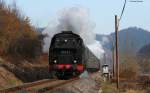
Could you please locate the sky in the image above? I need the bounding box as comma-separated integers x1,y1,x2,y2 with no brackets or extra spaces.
5,0,149,34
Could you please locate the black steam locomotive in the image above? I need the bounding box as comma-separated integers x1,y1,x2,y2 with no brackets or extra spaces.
49,31,85,79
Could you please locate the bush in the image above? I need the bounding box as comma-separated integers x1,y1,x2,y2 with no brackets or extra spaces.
138,58,150,74
7,31,42,59
119,55,140,80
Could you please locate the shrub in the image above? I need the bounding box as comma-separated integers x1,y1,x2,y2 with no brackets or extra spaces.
138,58,150,74
119,55,140,80
7,31,42,59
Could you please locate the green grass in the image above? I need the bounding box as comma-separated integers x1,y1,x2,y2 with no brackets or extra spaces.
101,82,118,93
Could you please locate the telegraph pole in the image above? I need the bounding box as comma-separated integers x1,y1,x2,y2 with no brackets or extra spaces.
113,0,143,90
115,15,119,89
114,0,126,89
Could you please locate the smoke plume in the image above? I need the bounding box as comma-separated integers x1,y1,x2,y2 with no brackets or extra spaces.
42,6,104,59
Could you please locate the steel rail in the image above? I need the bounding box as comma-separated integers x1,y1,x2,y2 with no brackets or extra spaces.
0,78,79,93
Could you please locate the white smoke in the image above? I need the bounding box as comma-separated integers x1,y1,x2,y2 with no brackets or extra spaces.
42,6,104,59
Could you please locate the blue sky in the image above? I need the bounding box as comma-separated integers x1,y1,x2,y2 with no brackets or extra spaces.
5,0,149,34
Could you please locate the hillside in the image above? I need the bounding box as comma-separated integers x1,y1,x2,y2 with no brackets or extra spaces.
0,58,22,89
0,1,42,62
96,27,150,54
138,43,150,57
0,1,49,86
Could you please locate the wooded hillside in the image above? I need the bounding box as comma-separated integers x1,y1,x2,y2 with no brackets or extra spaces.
0,1,42,61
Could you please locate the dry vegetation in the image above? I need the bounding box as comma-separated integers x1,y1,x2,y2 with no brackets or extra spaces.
138,57,150,74
101,82,117,93
0,0,43,62
121,89,145,93
119,54,140,81
104,52,150,93
106,54,150,93
0,0,47,83
101,82,150,93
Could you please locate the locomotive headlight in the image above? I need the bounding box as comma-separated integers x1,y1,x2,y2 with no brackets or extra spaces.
73,60,77,63
54,60,57,63
64,39,68,42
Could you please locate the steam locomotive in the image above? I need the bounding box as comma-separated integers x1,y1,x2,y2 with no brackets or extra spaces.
49,31,85,79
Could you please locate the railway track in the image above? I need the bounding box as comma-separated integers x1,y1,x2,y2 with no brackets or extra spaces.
0,78,79,93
